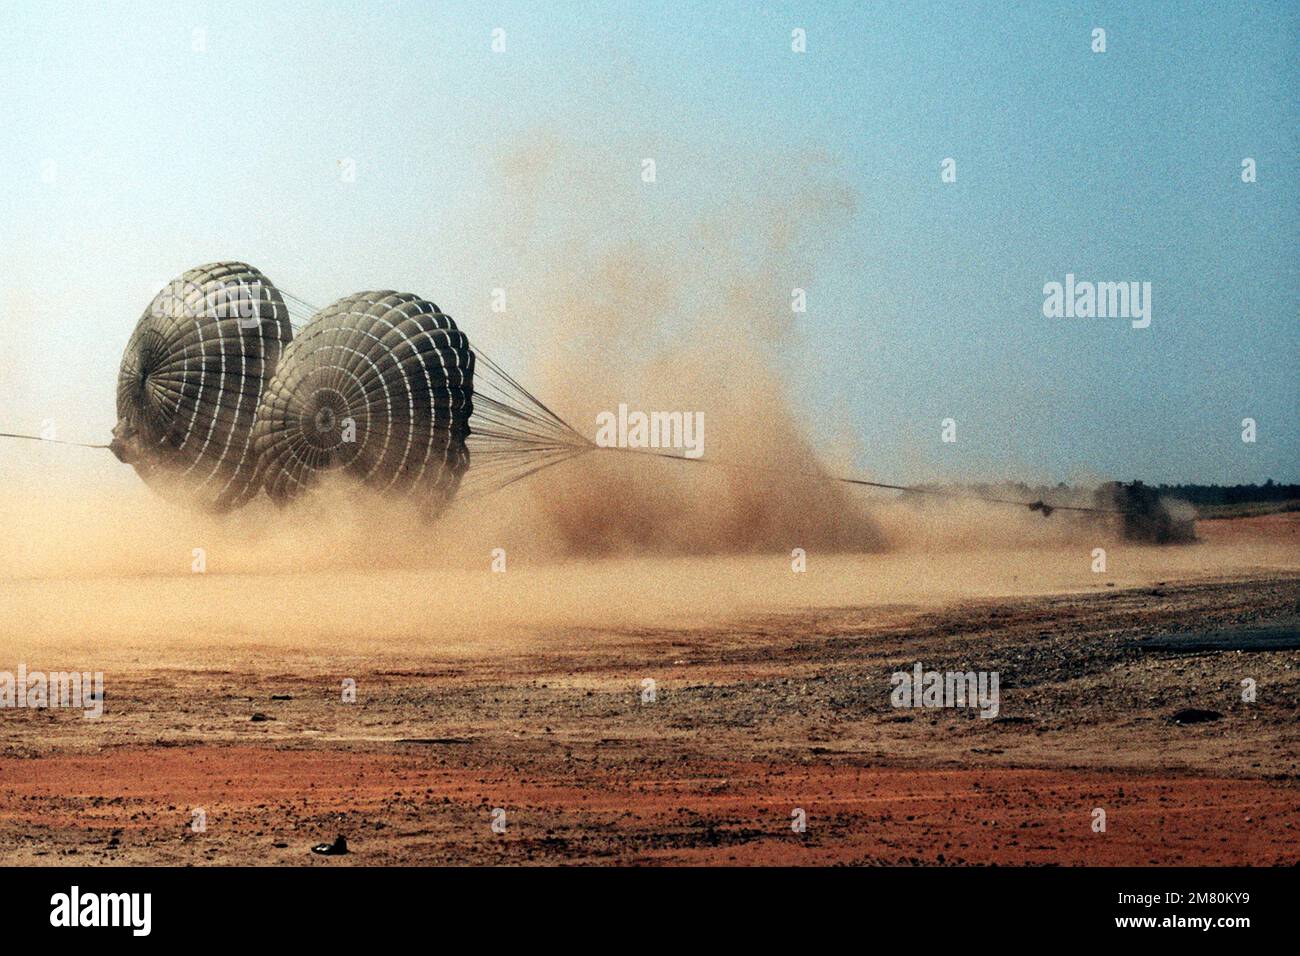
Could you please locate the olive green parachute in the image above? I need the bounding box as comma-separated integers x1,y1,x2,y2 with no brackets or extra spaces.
110,261,292,512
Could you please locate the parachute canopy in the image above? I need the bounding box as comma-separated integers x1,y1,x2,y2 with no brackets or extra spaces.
251,291,474,516
111,261,291,512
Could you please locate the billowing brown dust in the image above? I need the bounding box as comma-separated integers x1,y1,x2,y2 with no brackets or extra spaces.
1,137,1098,575
3,136,1292,654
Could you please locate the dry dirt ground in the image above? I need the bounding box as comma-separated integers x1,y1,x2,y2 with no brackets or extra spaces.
0,515,1296,865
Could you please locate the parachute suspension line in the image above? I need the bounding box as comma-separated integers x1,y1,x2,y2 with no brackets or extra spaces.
588,444,1135,517
0,431,110,450
457,345,594,500
833,474,1130,515
281,290,320,328
469,347,589,448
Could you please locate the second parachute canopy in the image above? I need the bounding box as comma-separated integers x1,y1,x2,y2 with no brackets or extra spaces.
252,291,475,517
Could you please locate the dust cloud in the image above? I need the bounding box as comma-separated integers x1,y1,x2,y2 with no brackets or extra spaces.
439,135,1105,558
0,135,1212,601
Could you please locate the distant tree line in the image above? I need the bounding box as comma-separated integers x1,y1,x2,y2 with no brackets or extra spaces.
1140,480,1300,506
918,480,1300,506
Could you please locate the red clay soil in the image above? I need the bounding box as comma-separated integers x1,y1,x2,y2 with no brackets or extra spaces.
2,536,1297,866
2,746,1294,866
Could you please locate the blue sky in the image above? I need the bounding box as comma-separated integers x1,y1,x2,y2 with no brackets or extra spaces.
0,0,1295,486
